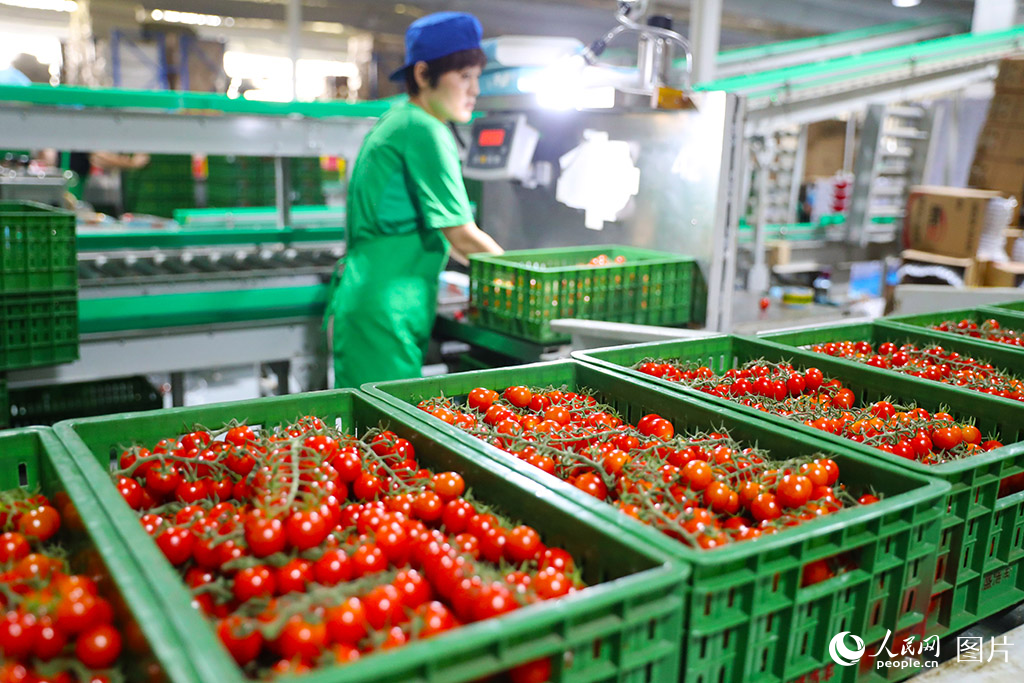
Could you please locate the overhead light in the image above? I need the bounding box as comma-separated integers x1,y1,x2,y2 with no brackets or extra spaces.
0,0,78,12
892,0,921,7
149,8,226,27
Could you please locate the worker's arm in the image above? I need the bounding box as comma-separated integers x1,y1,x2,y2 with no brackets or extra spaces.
442,223,503,266
90,152,150,170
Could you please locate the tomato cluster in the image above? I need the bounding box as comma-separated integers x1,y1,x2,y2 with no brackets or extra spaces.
0,490,123,683
419,386,880,556
932,318,1024,347
587,254,626,267
113,418,579,680
634,358,1006,467
808,339,1024,402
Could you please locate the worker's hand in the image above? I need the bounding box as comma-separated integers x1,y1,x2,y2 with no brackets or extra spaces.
131,153,151,169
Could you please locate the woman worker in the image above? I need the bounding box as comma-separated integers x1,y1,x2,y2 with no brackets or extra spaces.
329,11,504,388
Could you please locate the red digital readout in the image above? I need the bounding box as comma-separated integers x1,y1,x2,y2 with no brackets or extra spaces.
478,129,506,147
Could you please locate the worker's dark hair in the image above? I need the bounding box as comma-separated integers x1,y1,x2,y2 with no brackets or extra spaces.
404,48,487,95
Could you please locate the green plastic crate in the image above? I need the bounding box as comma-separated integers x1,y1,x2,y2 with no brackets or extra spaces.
0,200,77,293
0,289,78,370
54,389,687,683
469,245,700,344
759,320,1024,394
366,361,949,683
880,307,1024,357
122,154,196,215
573,335,1024,637
0,376,8,429
1,427,223,682
988,299,1024,314
8,375,162,427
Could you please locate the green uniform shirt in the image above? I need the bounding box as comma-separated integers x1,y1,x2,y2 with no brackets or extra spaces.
348,101,474,240
330,102,473,388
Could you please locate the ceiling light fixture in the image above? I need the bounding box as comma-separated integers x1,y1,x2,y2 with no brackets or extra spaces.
892,0,921,8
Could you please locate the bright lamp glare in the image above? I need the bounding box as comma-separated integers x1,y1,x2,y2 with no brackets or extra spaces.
892,0,921,7
0,0,77,11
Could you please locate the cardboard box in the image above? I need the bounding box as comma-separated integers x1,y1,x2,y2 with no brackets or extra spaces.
986,92,1024,127
974,125,1024,164
984,261,1024,287
766,239,791,267
904,186,1005,258
803,120,849,181
900,249,986,287
996,56,1024,93
968,158,1024,204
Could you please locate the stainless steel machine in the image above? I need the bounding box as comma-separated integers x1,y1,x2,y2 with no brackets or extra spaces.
464,0,743,333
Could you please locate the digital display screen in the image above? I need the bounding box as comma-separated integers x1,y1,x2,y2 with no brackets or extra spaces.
478,129,506,147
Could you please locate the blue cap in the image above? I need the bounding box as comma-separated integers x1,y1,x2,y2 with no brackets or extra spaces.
389,12,483,83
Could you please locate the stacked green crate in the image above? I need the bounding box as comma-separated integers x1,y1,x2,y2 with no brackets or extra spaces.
206,156,326,208
291,156,327,205
206,155,274,207
0,201,78,370
121,154,195,217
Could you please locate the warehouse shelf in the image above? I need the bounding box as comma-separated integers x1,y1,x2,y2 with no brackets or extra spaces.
0,84,380,160
0,83,396,119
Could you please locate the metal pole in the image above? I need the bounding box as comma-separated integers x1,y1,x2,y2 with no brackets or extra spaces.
748,139,771,293
843,115,856,174
788,124,808,223
972,0,1017,33
946,95,960,186
287,0,301,101
690,0,722,84
275,157,291,228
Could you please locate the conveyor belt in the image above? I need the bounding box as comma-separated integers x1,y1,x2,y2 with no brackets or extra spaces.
78,285,330,335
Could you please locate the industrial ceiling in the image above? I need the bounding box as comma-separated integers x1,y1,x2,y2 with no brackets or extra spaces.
140,0,979,47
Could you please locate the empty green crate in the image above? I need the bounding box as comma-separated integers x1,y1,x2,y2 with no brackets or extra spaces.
54,389,687,683
0,290,78,370
759,320,1024,394
367,361,949,683
574,335,1024,637
8,375,162,427
122,155,196,214
880,308,1024,357
0,200,77,293
470,245,700,344
1,427,223,681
